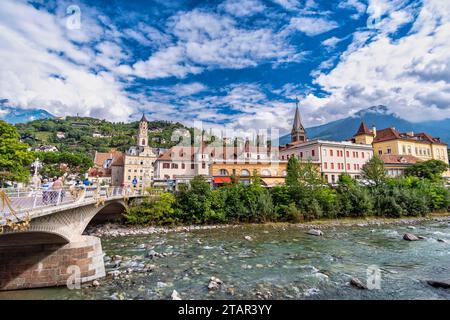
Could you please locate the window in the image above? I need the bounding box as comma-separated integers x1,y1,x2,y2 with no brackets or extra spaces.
323,149,327,156
282,170,287,177
191,163,195,169
346,150,349,157
378,150,382,155
354,164,357,170
163,163,170,169
324,162,328,169
171,163,178,169
182,163,185,169
347,163,350,170
361,152,365,158
312,150,315,157
241,169,250,176
219,169,229,176
408,146,411,154
331,163,334,169
261,169,271,176
402,145,406,154
330,150,333,156
300,152,303,158
387,148,391,154
331,175,336,183
202,162,206,169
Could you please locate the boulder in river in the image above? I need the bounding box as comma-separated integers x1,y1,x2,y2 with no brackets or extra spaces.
437,239,447,243
426,280,450,289
350,277,367,290
171,290,182,300
244,235,253,241
208,277,223,291
307,229,323,236
403,233,419,241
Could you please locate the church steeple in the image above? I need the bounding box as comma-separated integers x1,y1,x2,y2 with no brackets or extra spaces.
291,98,307,143
138,113,148,147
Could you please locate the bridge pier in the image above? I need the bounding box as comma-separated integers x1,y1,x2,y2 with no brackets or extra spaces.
0,235,105,291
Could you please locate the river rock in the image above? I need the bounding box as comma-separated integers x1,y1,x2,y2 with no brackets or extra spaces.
403,233,419,241
426,280,450,289
437,239,447,243
171,290,182,300
146,250,162,259
208,277,223,291
350,277,367,290
244,235,253,241
111,255,122,261
92,280,100,287
307,229,323,236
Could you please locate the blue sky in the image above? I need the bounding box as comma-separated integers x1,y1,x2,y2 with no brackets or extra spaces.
1,0,449,135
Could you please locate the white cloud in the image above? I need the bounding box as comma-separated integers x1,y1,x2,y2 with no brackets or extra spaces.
0,0,134,121
286,16,339,36
220,0,266,17
338,0,367,19
302,0,450,124
128,10,299,79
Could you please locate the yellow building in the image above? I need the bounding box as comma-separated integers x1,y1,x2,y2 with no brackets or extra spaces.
112,114,158,188
352,122,450,178
210,161,288,187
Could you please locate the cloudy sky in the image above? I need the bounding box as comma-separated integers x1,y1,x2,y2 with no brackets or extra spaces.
0,0,449,134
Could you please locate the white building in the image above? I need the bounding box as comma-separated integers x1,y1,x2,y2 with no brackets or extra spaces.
279,103,373,184
280,140,373,184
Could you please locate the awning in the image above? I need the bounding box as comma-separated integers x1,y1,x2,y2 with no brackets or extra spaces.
213,177,231,184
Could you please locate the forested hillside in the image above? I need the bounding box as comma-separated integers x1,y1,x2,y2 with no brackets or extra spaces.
15,117,188,156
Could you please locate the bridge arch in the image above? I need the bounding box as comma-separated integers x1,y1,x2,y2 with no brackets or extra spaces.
81,200,128,233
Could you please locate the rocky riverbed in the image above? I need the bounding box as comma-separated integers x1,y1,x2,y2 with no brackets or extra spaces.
1,218,450,300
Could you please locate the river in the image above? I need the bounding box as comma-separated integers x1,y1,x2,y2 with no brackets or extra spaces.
1,220,450,300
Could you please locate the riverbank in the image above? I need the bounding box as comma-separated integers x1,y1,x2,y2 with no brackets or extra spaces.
85,212,450,238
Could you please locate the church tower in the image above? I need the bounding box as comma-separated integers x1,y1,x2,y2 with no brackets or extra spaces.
138,113,148,147
291,98,307,143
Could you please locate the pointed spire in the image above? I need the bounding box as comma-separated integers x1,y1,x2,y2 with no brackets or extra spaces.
140,113,148,122
354,121,373,136
291,98,307,143
292,98,303,131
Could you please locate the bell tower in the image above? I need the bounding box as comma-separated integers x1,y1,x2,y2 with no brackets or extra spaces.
291,98,307,143
138,113,148,147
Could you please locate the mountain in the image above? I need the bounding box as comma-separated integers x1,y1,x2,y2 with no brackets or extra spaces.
0,105,54,124
279,105,450,145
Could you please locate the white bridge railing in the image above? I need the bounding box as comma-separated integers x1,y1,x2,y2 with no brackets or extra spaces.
0,186,145,220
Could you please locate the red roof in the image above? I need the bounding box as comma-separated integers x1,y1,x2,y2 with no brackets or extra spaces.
380,155,421,165
354,122,374,136
373,128,447,145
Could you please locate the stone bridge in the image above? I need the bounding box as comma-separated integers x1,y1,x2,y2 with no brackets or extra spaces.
0,186,149,291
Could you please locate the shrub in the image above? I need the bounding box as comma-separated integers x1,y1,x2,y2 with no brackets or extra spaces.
124,192,177,226
285,202,304,222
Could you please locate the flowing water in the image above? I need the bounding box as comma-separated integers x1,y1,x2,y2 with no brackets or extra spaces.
1,221,450,300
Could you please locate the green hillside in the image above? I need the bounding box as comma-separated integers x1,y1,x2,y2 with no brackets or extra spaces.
15,116,188,157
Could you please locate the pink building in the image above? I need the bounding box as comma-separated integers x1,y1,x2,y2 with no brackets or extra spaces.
280,140,373,184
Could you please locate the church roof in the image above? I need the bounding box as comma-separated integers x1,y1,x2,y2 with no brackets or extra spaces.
353,122,373,136
140,113,148,122
292,106,304,131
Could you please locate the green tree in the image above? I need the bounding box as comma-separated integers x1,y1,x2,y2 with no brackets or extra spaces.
125,192,177,226
405,159,449,181
0,121,34,185
285,156,301,187
175,175,212,224
362,155,386,186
